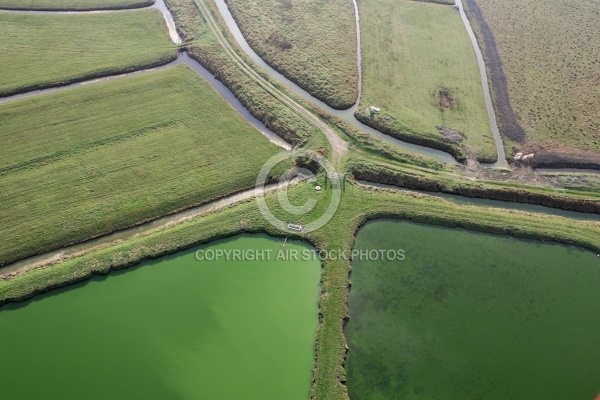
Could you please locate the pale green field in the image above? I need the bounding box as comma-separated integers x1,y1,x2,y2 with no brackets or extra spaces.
0,10,177,96
356,0,495,161
0,65,282,266
0,0,152,10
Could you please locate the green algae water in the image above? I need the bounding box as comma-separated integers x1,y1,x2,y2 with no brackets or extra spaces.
0,234,320,400
346,220,600,400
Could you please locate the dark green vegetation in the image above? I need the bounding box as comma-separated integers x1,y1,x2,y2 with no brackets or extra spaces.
348,158,600,213
0,0,152,10
0,65,282,266
541,173,600,194
466,0,600,168
0,235,320,399
223,0,359,109
346,220,600,399
2,182,600,399
356,0,495,162
0,10,176,96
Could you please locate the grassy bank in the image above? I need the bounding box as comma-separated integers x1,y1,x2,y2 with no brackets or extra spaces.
0,10,177,96
465,0,600,168
166,0,324,149
347,158,600,213
0,0,152,10
223,0,359,109
1,182,599,400
0,65,284,266
356,0,495,161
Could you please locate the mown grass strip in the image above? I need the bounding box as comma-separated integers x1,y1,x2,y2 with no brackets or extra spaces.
0,9,177,96
0,65,283,266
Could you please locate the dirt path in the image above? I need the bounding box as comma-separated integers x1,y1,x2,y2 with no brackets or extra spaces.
0,0,182,43
192,0,348,167
0,177,307,279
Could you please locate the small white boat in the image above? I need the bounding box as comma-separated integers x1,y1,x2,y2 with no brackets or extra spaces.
287,223,303,232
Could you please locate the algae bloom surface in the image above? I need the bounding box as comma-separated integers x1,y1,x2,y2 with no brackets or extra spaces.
0,234,320,399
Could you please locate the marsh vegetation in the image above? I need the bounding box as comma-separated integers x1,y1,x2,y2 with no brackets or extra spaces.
223,0,359,109
466,0,600,168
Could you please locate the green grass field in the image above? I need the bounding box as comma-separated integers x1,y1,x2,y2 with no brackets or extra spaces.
0,0,152,10
0,65,283,266
466,0,600,166
356,0,495,161
0,9,177,96
224,0,359,109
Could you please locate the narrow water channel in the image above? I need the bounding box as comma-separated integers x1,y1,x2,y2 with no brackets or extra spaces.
0,177,304,276
357,180,600,221
0,52,290,149
4,0,598,175
454,0,600,174
212,0,460,165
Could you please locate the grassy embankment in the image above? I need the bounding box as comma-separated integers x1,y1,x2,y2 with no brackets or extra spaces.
174,0,450,172
0,65,285,266
1,182,600,400
347,157,600,213
166,0,325,150
0,10,177,96
179,0,600,198
0,0,152,10
223,0,359,109
356,0,496,162
465,0,600,168
541,173,600,194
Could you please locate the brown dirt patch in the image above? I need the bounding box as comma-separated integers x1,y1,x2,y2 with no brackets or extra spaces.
439,87,454,110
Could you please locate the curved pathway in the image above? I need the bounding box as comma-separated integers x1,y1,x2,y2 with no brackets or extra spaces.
455,0,507,167
191,0,348,166
455,0,600,174
213,0,502,166
0,0,181,43
212,0,461,165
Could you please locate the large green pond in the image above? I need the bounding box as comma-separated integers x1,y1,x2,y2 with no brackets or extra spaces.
346,220,600,400
0,235,320,399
